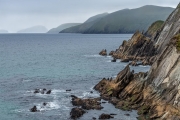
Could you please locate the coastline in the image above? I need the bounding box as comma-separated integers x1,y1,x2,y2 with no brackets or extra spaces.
93,3,180,120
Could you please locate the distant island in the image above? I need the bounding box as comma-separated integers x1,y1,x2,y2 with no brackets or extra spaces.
60,5,174,34
47,23,81,34
17,25,48,33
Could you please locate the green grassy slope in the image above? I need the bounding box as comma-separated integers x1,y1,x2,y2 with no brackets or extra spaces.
47,23,81,33
84,5,174,34
61,5,174,34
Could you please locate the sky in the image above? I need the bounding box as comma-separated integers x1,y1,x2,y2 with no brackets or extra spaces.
0,0,179,33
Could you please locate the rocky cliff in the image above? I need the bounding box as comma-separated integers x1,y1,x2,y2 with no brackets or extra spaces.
109,31,158,65
95,3,180,120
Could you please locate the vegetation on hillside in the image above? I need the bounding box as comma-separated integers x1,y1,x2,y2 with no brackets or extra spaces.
61,5,174,34
145,20,164,37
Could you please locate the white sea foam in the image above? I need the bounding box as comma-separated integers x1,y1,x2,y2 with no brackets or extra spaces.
84,55,102,58
79,91,99,98
37,101,60,111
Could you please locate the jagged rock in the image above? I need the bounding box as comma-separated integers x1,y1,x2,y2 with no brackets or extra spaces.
99,49,107,56
109,30,157,65
70,95,78,98
121,58,129,62
43,102,47,106
46,90,51,94
124,114,130,116
99,113,114,119
111,58,116,62
66,89,71,92
30,106,39,112
34,88,51,94
71,96,103,110
129,61,138,66
109,51,115,56
70,107,85,119
92,117,96,120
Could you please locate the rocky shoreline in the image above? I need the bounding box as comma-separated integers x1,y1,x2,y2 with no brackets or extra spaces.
95,3,180,120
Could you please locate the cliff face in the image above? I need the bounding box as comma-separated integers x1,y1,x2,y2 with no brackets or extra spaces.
110,31,157,65
95,3,180,120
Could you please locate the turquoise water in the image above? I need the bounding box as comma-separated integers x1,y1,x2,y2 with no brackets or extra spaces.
0,34,150,120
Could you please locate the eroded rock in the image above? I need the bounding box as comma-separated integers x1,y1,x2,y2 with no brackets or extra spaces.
71,96,103,110
99,49,107,56
70,107,85,119
99,113,114,119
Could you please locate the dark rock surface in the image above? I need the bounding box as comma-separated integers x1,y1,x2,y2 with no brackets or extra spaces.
99,113,114,119
30,106,39,112
99,49,107,56
70,107,85,119
71,96,103,110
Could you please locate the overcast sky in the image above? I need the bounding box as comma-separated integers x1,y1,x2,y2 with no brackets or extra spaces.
0,0,179,32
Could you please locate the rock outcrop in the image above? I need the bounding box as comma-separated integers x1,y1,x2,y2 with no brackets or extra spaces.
110,31,157,65
99,113,114,119
70,107,86,119
71,96,103,110
95,3,180,120
99,49,107,56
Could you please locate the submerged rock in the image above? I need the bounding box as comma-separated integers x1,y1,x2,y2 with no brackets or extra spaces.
111,58,116,62
30,106,39,112
46,90,51,94
34,89,52,94
66,89,71,92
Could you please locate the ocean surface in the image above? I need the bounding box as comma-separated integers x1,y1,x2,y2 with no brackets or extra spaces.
0,33,150,120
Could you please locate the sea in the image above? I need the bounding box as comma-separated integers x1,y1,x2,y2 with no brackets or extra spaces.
0,33,150,120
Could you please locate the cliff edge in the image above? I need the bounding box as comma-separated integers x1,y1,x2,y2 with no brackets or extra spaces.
95,3,180,120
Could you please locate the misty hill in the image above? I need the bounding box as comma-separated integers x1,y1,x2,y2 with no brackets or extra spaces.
61,5,174,34
0,29,8,33
84,13,108,23
47,23,81,34
17,25,48,33
61,13,109,33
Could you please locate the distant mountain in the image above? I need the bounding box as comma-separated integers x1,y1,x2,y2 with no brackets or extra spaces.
17,25,48,33
84,13,108,23
0,29,8,33
61,13,109,33
47,23,81,34
61,5,174,34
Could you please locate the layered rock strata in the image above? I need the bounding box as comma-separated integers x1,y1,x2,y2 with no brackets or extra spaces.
95,3,180,120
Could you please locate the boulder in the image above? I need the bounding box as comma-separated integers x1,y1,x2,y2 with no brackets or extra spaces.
46,90,51,94
70,107,85,119
111,58,116,62
99,113,113,119
30,106,39,112
121,58,129,62
99,49,107,56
